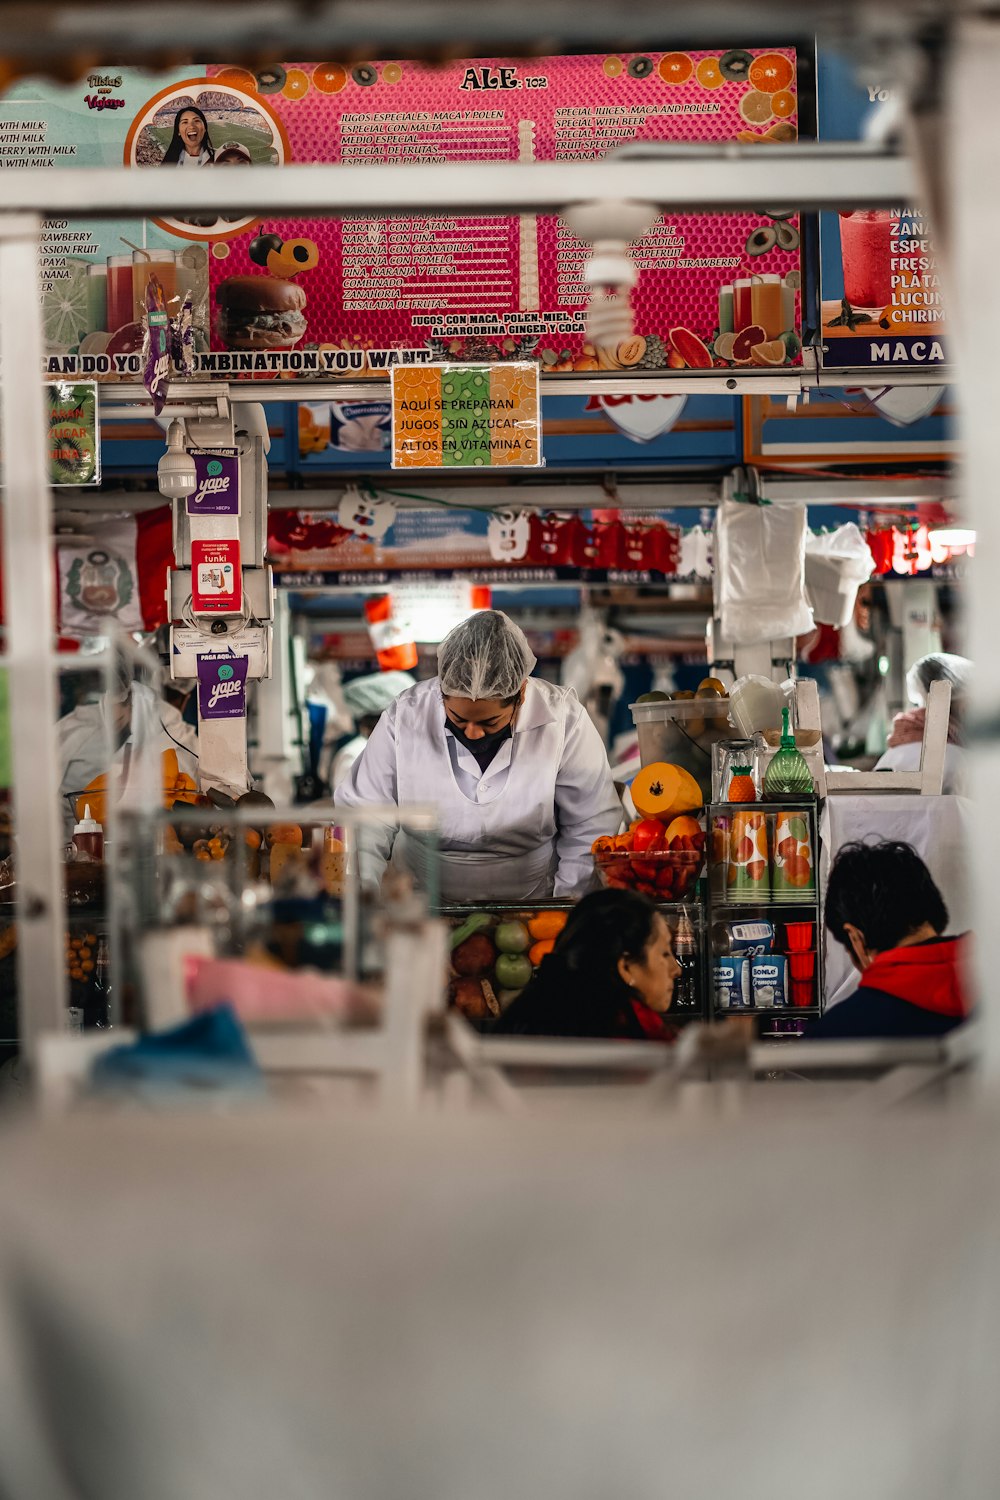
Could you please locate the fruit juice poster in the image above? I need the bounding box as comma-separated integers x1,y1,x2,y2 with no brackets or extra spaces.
0,51,802,383
817,50,947,370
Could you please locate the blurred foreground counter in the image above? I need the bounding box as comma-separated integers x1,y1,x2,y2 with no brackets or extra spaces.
0,1106,997,1498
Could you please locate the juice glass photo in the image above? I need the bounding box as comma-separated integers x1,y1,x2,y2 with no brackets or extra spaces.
132,249,178,320
751,273,784,338
106,255,133,332
838,210,893,310
85,264,107,335
718,284,735,335
733,278,753,332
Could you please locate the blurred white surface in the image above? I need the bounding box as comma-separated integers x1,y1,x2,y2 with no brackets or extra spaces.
0,1105,994,1499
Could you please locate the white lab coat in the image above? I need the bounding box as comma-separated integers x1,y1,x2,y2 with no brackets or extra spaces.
334,676,621,903
330,734,367,791
57,688,198,838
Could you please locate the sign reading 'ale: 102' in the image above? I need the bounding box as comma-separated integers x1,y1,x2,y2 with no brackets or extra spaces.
391,364,542,469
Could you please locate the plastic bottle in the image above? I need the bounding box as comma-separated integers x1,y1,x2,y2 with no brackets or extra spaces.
86,936,111,1029
762,707,814,800
72,804,104,861
672,909,699,1010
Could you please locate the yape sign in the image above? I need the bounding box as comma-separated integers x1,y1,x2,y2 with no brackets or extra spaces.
391,364,541,468
2,50,803,384
186,447,240,515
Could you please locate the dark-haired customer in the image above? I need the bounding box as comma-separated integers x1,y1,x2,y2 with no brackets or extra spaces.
494,889,680,1041
809,839,972,1039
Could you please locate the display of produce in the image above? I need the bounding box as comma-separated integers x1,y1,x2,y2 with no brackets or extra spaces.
446,907,570,1021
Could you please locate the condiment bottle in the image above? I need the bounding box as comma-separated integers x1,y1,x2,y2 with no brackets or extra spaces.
762,707,814,799
72,804,104,861
727,765,757,803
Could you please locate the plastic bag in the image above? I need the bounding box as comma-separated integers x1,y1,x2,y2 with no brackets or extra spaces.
715,499,814,645
804,524,875,627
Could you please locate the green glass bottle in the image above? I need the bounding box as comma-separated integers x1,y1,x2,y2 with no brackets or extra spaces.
762,707,814,800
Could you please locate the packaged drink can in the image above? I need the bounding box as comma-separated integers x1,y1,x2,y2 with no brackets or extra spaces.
771,810,815,902
714,955,752,1010
751,955,789,1008
727,809,770,902
712,920,774,956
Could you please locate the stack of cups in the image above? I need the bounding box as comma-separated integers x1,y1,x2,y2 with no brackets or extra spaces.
727,809,770,903
771,810,815,902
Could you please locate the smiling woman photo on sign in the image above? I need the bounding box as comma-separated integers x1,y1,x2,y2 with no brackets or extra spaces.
334,610,621,903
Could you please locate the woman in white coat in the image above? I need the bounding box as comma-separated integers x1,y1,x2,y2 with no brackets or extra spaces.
334,611,621,903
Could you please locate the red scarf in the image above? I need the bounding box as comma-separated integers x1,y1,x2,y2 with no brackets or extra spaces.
858,935,971,1018
629,1000,678,1043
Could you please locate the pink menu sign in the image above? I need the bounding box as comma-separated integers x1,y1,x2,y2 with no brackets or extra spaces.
21,50,803,382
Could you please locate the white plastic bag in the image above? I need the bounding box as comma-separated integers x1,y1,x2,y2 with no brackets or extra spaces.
715,499,814,645
804,524,875,628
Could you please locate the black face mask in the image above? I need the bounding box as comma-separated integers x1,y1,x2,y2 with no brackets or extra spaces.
445,718,513,761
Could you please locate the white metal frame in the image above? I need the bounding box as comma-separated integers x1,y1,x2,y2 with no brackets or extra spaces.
0,24,990,1080
825,679,952,795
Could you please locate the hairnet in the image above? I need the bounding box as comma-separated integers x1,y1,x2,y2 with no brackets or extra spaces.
341,671,415,718
906,652,972,706
437,610,537,701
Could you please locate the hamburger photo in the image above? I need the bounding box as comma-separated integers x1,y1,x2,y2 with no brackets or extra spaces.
215,275,307,350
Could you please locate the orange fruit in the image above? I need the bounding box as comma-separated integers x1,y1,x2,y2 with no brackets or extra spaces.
695,57,724,90
659,52,694,85
312,62,348,94
282,68,310,99
529,939,555,967
603,56,624,78
739,90,773,125
528,910,569,942
747,53,795,94
215,67,257,93
771,89,796,117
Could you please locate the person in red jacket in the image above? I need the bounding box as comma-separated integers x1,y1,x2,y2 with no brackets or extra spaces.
809,840,971,1039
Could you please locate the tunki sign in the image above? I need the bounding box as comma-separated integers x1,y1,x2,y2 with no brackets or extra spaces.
197,654,248,720
187,447,240,515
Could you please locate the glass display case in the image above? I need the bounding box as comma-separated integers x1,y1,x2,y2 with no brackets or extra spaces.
440,899,708,1030
706,800,822,1035
110,803,441,1033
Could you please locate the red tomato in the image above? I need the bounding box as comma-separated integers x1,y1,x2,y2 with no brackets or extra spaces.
632,818,666,853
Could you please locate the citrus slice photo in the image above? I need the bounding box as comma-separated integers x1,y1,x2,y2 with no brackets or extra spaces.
312,63,348,94
739,90,774,125
771,89,797,117
43,261,90,353
695,57,725,89
750,338,787,366
747,53,795,93
659,52,694,85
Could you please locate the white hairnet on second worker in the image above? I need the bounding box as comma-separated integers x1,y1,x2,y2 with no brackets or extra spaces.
906,653,972,706
341,671,415,718
437,610,537,700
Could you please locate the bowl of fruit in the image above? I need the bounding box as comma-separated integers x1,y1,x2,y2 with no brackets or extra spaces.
592,814,706,901
447,907,570,1025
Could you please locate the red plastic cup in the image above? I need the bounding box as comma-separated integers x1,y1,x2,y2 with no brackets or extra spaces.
788,952,816,982
791,978,815,1008
784,922,814,953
